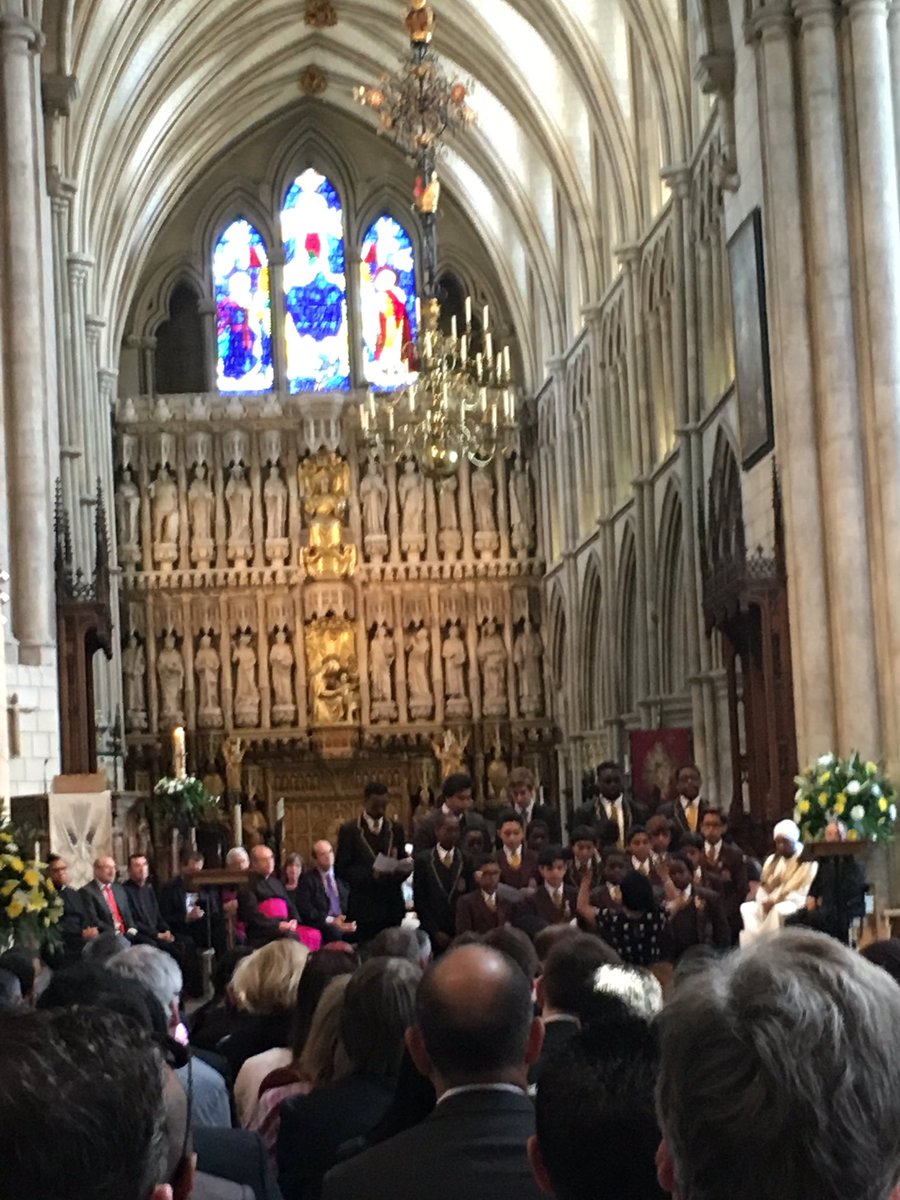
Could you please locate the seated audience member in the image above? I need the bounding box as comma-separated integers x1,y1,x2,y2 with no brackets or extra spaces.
296,840,357,944
278,956,420,1200
250,974,353,1160
483,925,540,982
566,827,600,892
526,819,551,856
80,854,138,941
698,808,749,940
46,853,99,963
322,944,544,1200
223,846,251,944
739,819,817,947
627,827,655,881
107,943,231,1129
221,938,310,1079
0,968,21,1011
455,858,513,934
160,850,227,964
508,766,562,844
862,938,900,987
525,847,577,925
530,934,621,1086
161,1065,256,1200
82,930,131,962
495,810,540,889
413,772,488,853
366,924,432,970
529,999,666,1200
662,853,731,962
0,949,36,1006
0,1006,174,1200
785,820,867,944
646,815,673,871
283,853,304,909
123,853,177,950
362,1045,436,1149
239,845,305,949
656,928,900,1200
588,963,663,1022
534,923,580,969
414,813,473,953
594,871,668,967
190,947,254,1052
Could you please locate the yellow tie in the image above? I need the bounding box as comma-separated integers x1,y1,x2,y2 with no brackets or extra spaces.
553,888,563,910
485,892,496,910
511,850,521,868
686,804,698,833
441,850,453,868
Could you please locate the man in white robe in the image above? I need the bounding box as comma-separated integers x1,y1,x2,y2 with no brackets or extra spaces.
739,819,817,948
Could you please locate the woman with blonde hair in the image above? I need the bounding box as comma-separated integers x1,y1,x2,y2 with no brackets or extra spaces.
224,938,309,1091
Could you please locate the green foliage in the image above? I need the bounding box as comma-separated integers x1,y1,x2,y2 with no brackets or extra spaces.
794,752,897,844
0,821,63,950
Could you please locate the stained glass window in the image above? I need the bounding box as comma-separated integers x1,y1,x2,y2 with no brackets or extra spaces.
360,215,418,390
213,219,274,393
281,169,351,392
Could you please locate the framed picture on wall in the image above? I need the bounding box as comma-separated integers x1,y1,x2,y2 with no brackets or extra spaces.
728,208,775,469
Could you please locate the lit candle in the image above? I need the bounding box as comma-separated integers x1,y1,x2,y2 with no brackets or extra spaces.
483,304,490,332
233,801,242,850
33,840,40,863
173,726,186,781
476,352,483,380
465,295,472,327
485,332,493,362
460,334,467,362
451,315,458,341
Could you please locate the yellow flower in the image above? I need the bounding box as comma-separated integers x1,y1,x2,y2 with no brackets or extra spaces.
847,829,860,841
0,831,10,844
0,880,17,897
834,796,847,815
5,898,24,920
820,771,832,784
798,799,811,815
867,762,878,776
27,888,47,911
818,792,829,808
880,798,890,813
5,856,23,873
23,868,40,888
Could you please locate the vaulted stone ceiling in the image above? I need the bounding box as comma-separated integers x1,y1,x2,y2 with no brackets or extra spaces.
59,0,704,388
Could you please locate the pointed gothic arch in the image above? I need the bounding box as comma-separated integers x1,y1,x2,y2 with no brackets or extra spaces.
617,525,638,715
657,483,686,697
581,555,605,729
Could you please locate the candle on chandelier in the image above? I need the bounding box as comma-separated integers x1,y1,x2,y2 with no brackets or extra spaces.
451,315,458,341
233,802,242,850
460,334,467,362
465,295,473,327
483,304,490,332
485,331,493,362
503,346,511,379
490,404,498,432
173,725,186,781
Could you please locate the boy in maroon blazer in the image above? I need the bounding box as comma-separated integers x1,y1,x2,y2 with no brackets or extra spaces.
455,859,513,935
495,811,540,890
525,847,577,926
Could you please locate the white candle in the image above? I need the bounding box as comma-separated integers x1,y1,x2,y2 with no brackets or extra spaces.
483,304,490,332
173,726,186,781
460,334,467,362
465,295,472,327
485,332,493,362
415,296,422,328
451,315,458,341
33,840,40,863
233,802,242,850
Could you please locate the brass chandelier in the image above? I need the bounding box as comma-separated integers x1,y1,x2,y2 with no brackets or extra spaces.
354,0,519,478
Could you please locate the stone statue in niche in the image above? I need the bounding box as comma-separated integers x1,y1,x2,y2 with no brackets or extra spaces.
398,458,426,558
269,629,296,725
514,622,544,716
406,625,433,719
226,463,253,562
478,618,509,717
116,467,141,563
264,464,288,563
150,466,180,569
369,624,397,722
157,632,184,724
360,455,389,560
437,475,461,559
195,632,223,728
232,631,260,727
471,467,496,533
509,459,535,557
122,633,147,730
442,621,471,718
188,463,215,565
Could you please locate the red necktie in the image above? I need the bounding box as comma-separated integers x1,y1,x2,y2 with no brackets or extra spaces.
104,884,125,933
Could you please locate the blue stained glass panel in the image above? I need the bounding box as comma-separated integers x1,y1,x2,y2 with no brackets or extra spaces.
213,219,274,393
360,215,418,390
281,169,351,392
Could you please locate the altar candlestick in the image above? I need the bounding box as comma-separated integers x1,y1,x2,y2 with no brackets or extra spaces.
173,726,186,781
233,802,243,850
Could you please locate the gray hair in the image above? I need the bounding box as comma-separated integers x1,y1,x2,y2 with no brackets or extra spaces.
593,964,662,1021
107,944,183,1015
226,846,250,869
657,928,900,1200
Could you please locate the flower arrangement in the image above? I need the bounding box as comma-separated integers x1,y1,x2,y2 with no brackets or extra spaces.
0,823,62,950
153,775,218,829
794,752,897,843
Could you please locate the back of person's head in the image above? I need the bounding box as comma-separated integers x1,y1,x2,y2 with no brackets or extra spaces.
533,923,579,967
531,1000,664,1200
340,955,420,1079
107,944,183,1029
586,964,663,1023
290,947,357,1058
231,937,309,1014
38,961,168,1036
0,969,21,1011
211,946,253,997
0,950,36,1002
0,1006,169,1200
540,933,622,1017
861,938,900,986
657,928,900,1200
296,974,353,1086
483,925,539,980
368,924,428,968
414,944,536,1086
82,930,131,963
621,870,655,913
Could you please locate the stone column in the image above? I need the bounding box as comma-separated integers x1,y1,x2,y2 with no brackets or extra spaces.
794,0,880,750
846,0,900,765
0,12,56,655
748,0,836,759
268,250,288,394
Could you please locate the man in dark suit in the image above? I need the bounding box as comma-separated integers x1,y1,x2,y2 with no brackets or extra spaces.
238,845,300,947
123,853,177,948
663,854,731,962
46,854,99,963
524,847,577,926
530,933,620,1086
413,773,488,853
698,808,749,940
295,838,356,943
80,855,138,940
413,813,472,953
455,859,513,934
572,761,647,848
322,943,545,1200
657,763,710,845
335,780,411,945
508,766,562,844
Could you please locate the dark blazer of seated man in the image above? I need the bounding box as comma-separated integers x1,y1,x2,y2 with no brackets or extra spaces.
322,944,545,1200
46,854,99,963
122,853,177,947
295,838,356,943
238,845,300,947
80,855,138,940
413,813,473,953
455,858,513,935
